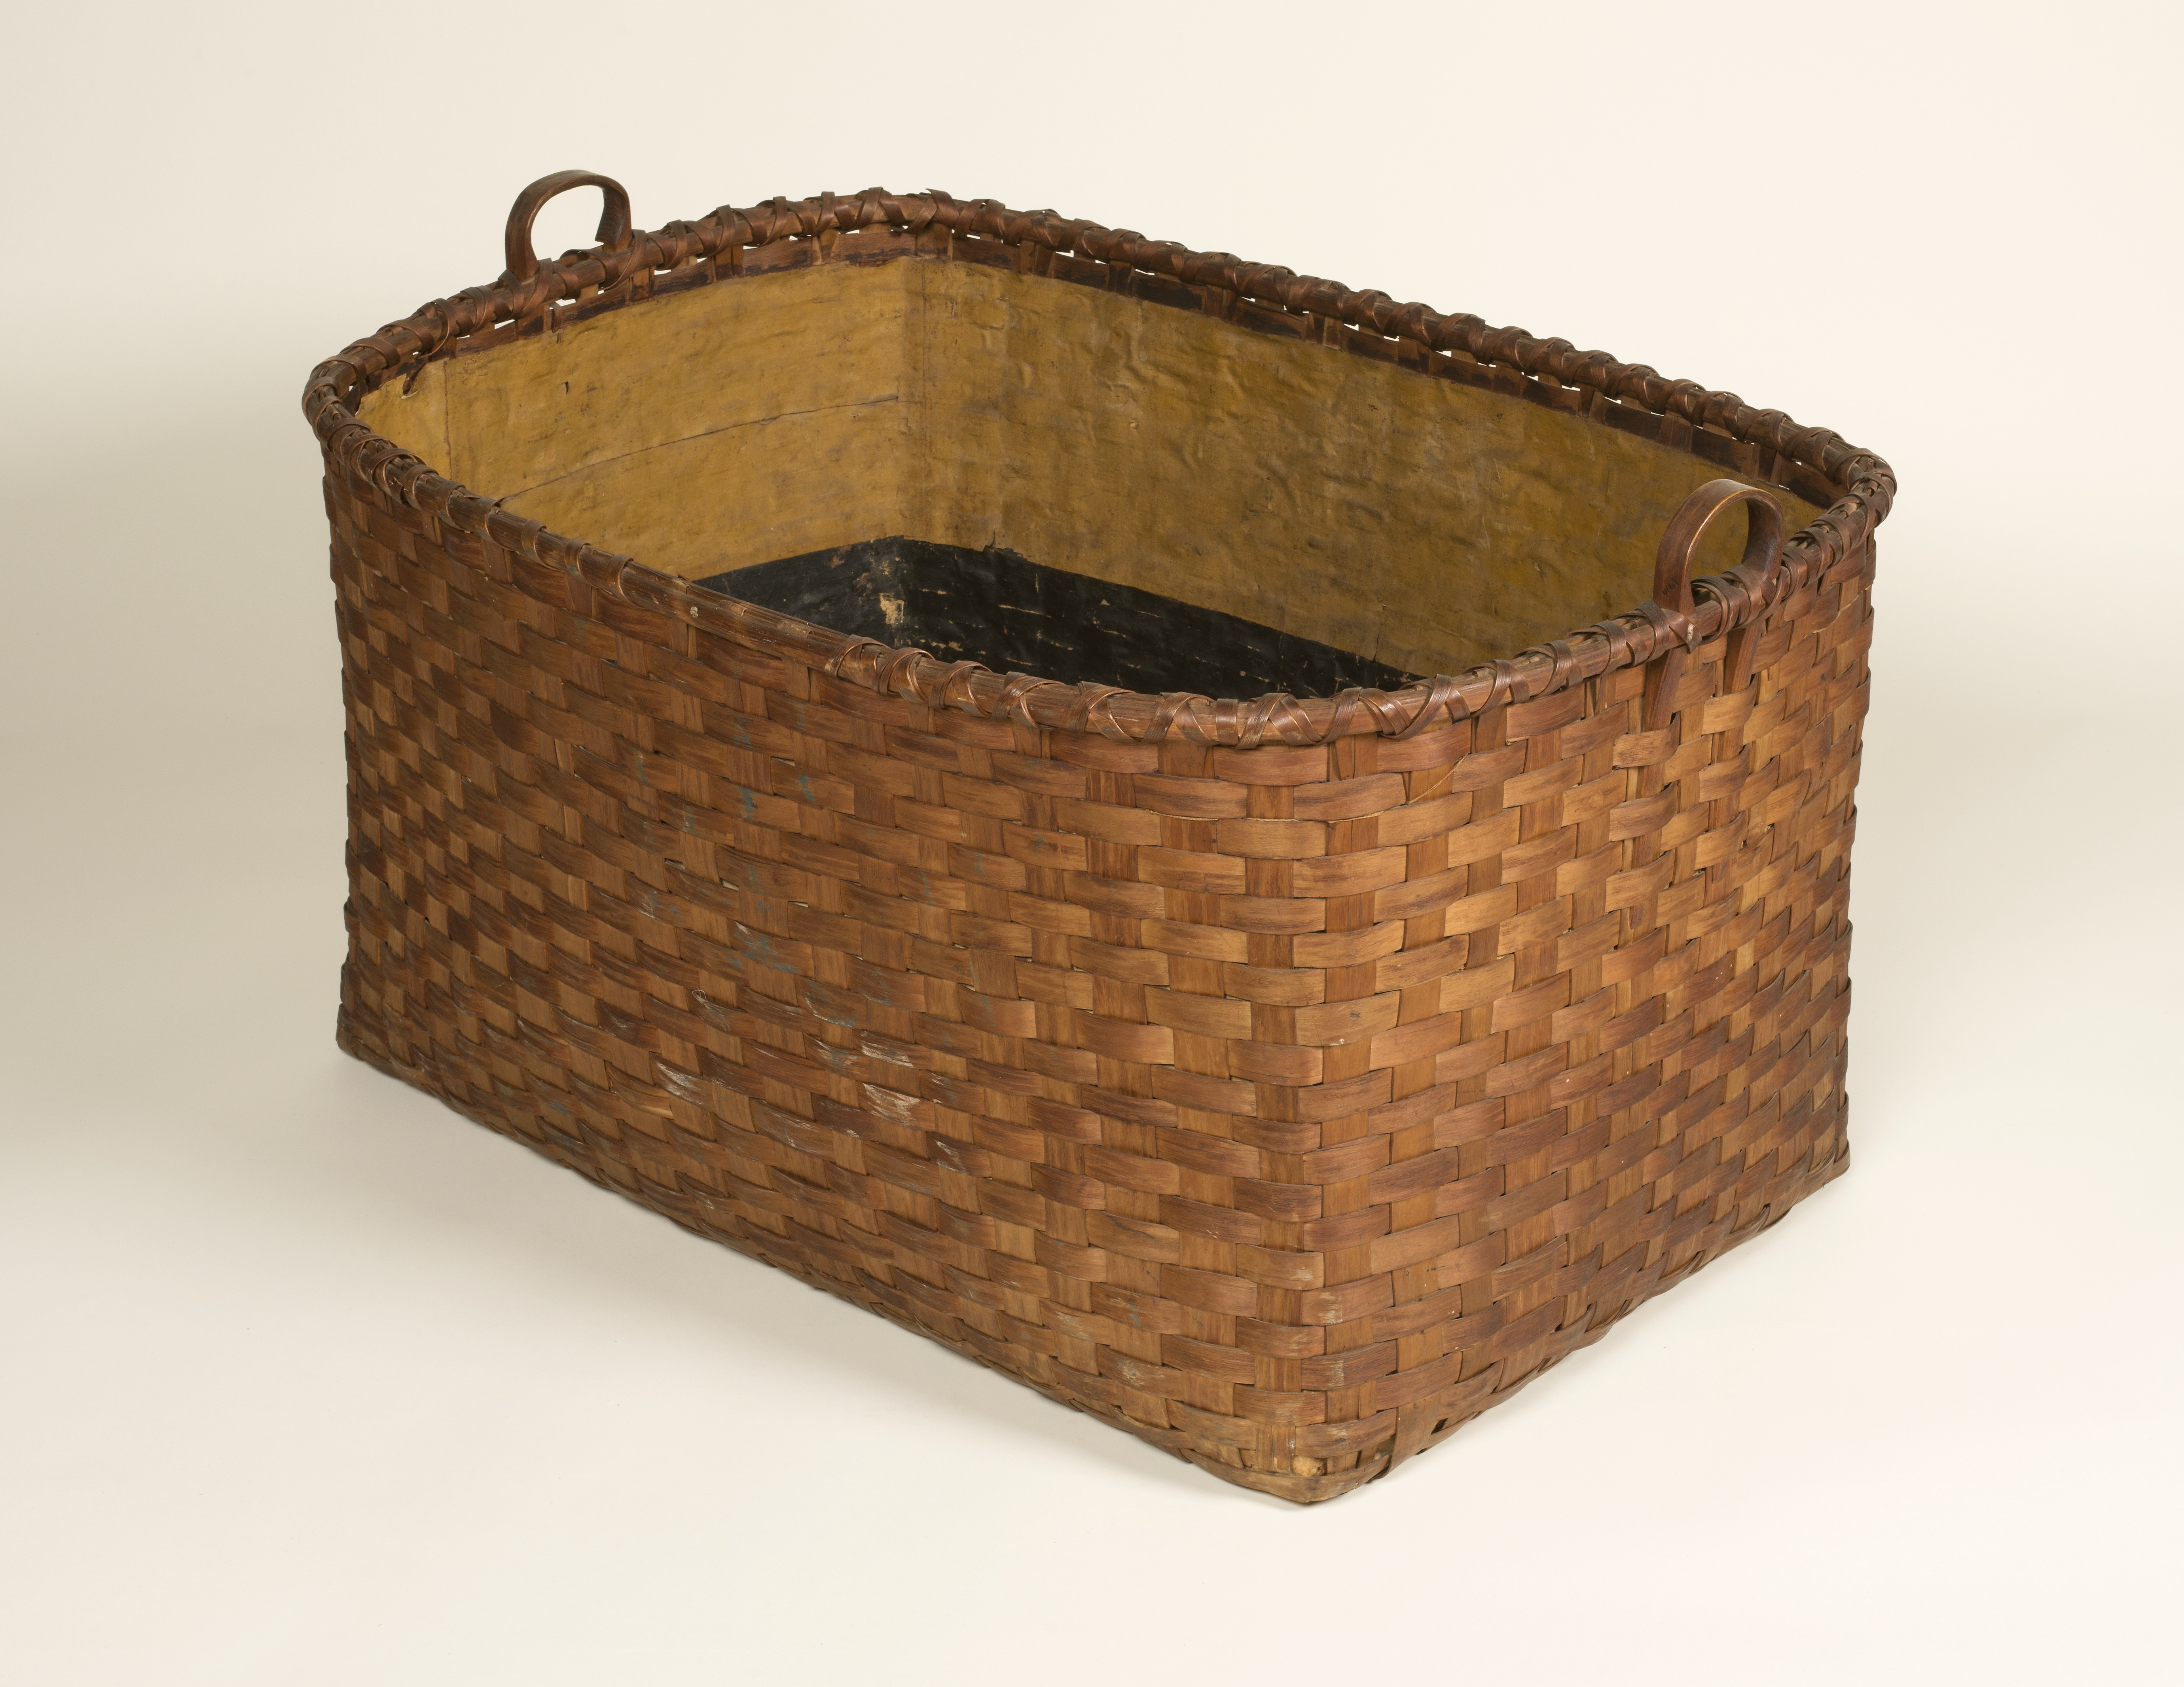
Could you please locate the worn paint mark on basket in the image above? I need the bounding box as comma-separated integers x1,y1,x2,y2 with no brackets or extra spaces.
701,537,1418,699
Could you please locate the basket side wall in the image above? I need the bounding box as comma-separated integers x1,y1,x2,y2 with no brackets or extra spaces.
326,454,1870,1501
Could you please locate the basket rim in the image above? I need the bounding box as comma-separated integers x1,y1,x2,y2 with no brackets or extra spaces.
304,186,1894,749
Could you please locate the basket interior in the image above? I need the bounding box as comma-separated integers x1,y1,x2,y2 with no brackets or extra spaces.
357,254,1822,690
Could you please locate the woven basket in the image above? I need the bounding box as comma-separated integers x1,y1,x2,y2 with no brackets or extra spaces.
307,171,1891,1502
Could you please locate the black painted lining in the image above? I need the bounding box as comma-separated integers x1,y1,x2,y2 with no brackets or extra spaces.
696,537,1418,700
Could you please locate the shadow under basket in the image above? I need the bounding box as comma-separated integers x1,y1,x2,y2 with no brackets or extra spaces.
310,171,1892,1502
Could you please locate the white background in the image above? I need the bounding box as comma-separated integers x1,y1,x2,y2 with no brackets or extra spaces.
5,4,2179,1681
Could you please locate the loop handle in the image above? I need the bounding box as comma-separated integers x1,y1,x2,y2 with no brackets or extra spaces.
1651,478,1785,619
503,170,633,284
1642,480,1787,728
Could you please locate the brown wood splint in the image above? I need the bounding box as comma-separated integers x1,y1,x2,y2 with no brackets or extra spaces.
308,171,1889,1501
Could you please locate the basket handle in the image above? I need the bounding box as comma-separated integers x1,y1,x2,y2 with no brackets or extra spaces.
1643,479,1786,729
503,170,633,285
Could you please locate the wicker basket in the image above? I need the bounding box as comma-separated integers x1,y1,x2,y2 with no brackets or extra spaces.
307,171,1891,1502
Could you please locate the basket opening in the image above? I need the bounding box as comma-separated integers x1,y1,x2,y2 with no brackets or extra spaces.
357,249,1821,690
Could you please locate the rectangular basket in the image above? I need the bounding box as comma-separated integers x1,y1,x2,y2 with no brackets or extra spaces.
307,173,1890,1501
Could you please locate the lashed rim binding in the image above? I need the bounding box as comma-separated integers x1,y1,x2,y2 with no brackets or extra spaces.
304,176,1894,748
